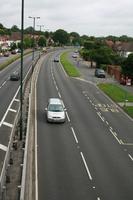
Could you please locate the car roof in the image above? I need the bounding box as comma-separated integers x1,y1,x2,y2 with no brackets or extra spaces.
48,98,62,104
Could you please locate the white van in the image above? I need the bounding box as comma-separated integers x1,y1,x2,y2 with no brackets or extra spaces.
45,98,66,123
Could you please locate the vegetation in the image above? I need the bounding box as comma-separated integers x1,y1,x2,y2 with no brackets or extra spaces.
60,52,80,77
98,83,133,102
123,106,133,118
121,53,133,77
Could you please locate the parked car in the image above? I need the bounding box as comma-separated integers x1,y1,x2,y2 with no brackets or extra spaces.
45,98,66,123
72,53,78,58
10,72,20,81
95,68,105,78
4,52,10,57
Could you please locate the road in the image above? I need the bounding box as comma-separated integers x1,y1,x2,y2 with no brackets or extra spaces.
0,52,39,173
36,50,133,200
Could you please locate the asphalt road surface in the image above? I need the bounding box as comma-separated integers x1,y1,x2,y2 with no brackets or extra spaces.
36,50,133,200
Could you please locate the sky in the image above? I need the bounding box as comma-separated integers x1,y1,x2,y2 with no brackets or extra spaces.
1,0,133,37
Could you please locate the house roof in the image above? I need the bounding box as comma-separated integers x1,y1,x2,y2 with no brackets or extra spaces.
114,42,133,52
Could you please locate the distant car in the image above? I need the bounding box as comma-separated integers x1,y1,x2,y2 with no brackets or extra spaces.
10,72,20,81
53,57,59,62
45,98,66,123
95,68,105,78
72,53,78,58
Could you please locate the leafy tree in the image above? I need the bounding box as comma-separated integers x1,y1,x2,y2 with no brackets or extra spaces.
10,42,17,50
52,29,69,45
11,25,20,32
38,36,46,47
122,54,133,77
24,26,34,34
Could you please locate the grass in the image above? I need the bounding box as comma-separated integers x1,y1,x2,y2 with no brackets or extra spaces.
60,51,80,77
0,49,32,71
98,83,133,118
123,106,133,118
98,83,133,102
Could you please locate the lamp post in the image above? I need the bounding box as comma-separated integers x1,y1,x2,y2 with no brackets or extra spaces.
28,16,40,72
37,25,44,32
20,0,24,140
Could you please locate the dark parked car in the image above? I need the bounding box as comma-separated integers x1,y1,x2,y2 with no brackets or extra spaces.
10,72,20,81
95,68,105,78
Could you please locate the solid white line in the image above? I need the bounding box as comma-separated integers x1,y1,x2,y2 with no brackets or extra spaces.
0,144,8,152
128,154,133,161
97,112,105,122
71,127,78,143
9,108,17,113
80,152,92,180
66,112,70,122
0,87,20,127
3,121,13,128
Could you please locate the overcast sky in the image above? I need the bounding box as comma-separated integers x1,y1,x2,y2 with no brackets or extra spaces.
1,0,133,37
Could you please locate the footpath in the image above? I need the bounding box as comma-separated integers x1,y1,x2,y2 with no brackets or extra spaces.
72,57,133,106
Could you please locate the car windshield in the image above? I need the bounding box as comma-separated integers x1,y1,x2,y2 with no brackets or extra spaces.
48,104,64,112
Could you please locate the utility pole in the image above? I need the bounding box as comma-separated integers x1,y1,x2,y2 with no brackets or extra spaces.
28,16,40,72
20,0,24,140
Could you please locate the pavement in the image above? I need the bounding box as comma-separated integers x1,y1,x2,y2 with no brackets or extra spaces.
72,56,133,103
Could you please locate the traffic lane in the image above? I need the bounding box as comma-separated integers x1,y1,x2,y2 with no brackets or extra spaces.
79,80,133,146
52,64,133,199
37,55,98,199
0,53,33,85
37,120,97,200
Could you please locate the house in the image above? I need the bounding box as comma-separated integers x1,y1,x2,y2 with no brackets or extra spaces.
113,42,133,57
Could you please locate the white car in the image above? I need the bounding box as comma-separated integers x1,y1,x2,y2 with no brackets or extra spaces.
45,98,66,123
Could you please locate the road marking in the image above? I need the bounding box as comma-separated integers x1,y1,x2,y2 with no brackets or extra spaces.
71,127,78,143
109,128,121,144
66,112,70,122
128,154,133,161
3,121,13,128
80,152,92,180
0,144,8,152
97,112,105,122
9,108,17,113
58,92,61,98
2,81,6,86
14,98,20,102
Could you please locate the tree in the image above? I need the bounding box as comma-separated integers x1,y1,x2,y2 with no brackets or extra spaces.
38,36,46,47
122,54,133,77
11,25,20,32
52,29,69,45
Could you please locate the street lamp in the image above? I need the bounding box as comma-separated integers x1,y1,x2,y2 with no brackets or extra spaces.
28,16,40,72
37,25,44,32
20,0,24,140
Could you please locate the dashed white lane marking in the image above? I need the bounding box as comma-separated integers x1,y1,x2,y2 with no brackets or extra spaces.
3,121,13,128
80,152,93,180
9,108,17,113
66,112,70,122
128,154,133,161
2,81,6,86
58,92,61,98
71,127,78,143
0,144,8,152
97,197,101,200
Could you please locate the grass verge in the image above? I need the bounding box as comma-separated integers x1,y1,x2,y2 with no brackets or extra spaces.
0,50,32,71
60,51,80,77
98,83,133,102
98,83,133,118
